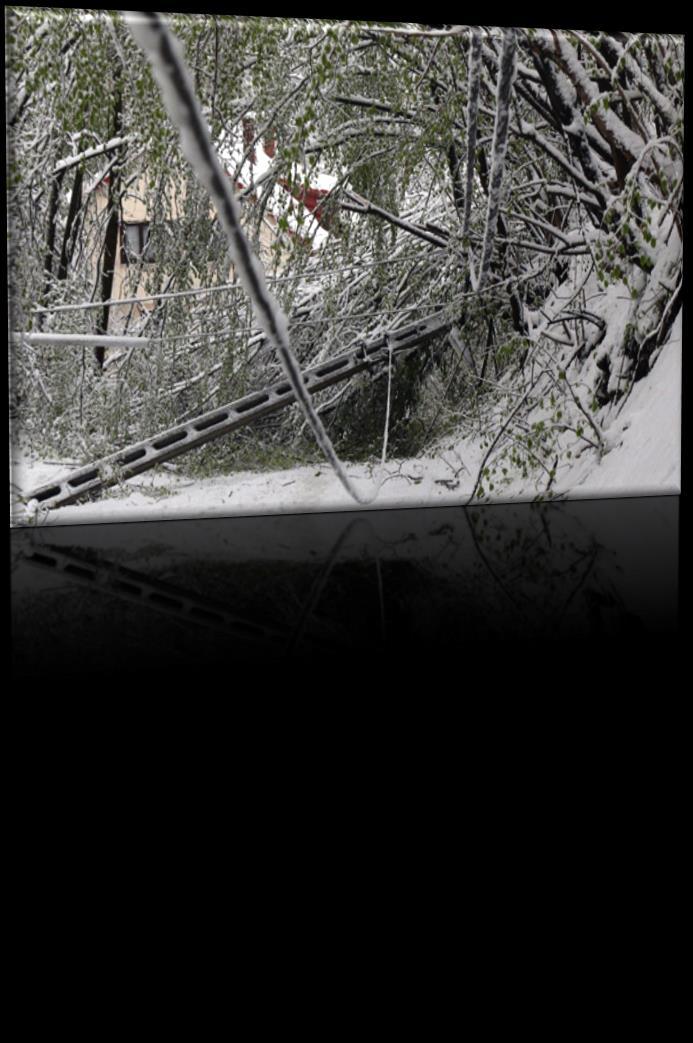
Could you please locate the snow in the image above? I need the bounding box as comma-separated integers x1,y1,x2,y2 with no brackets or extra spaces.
556,310,681,498
10,307,681,526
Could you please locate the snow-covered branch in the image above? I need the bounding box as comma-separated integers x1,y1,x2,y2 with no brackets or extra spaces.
478,28,518,291
51,136,131,177
361,24,471,39
341,190,449,248
462,27,482,263
542,33,646,167
124,9,371,505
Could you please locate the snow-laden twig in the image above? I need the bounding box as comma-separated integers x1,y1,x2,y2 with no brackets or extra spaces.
11,332,153,349
546,367,603,450
548,32,646,166
341,190,449,248
362,24,472,39
124,9,371,504
465,376,540,505
596,31,679,129
51,136,131,176
477,28,518,292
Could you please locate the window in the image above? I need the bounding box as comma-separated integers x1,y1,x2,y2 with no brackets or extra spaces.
120,221,154,264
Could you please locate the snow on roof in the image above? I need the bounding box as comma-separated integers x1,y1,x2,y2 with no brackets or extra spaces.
221,134,337,249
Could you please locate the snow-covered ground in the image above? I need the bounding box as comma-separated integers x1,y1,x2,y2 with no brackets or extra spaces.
9,309,681,527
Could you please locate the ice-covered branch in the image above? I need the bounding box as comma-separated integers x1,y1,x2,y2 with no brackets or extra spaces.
361,24,471,39
51,136,131,176
477,28,518,291
544,33,646,167
11,332,152,349
341,190,449,248
462,27,482,265
124,10,371,504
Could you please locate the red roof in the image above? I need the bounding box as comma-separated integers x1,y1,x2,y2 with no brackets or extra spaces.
278,179,334,229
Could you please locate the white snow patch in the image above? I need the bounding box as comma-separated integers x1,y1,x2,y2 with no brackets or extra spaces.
558,311,681,499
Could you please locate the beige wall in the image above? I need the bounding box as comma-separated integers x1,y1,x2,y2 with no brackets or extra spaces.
89,175,290,336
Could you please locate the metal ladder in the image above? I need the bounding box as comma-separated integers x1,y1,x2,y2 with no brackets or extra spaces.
24,313,451,511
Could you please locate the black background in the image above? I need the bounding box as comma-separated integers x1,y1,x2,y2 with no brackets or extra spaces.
10,495,685,685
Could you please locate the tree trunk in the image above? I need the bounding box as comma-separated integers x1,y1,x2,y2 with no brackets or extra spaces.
94,86,123,370
57,165,83,281
39,168,65,325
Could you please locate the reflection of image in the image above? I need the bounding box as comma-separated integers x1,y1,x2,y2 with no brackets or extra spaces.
8,15,682,527
10,497,678,677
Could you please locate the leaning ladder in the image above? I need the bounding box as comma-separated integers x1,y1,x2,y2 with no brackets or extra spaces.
23,313,451,511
